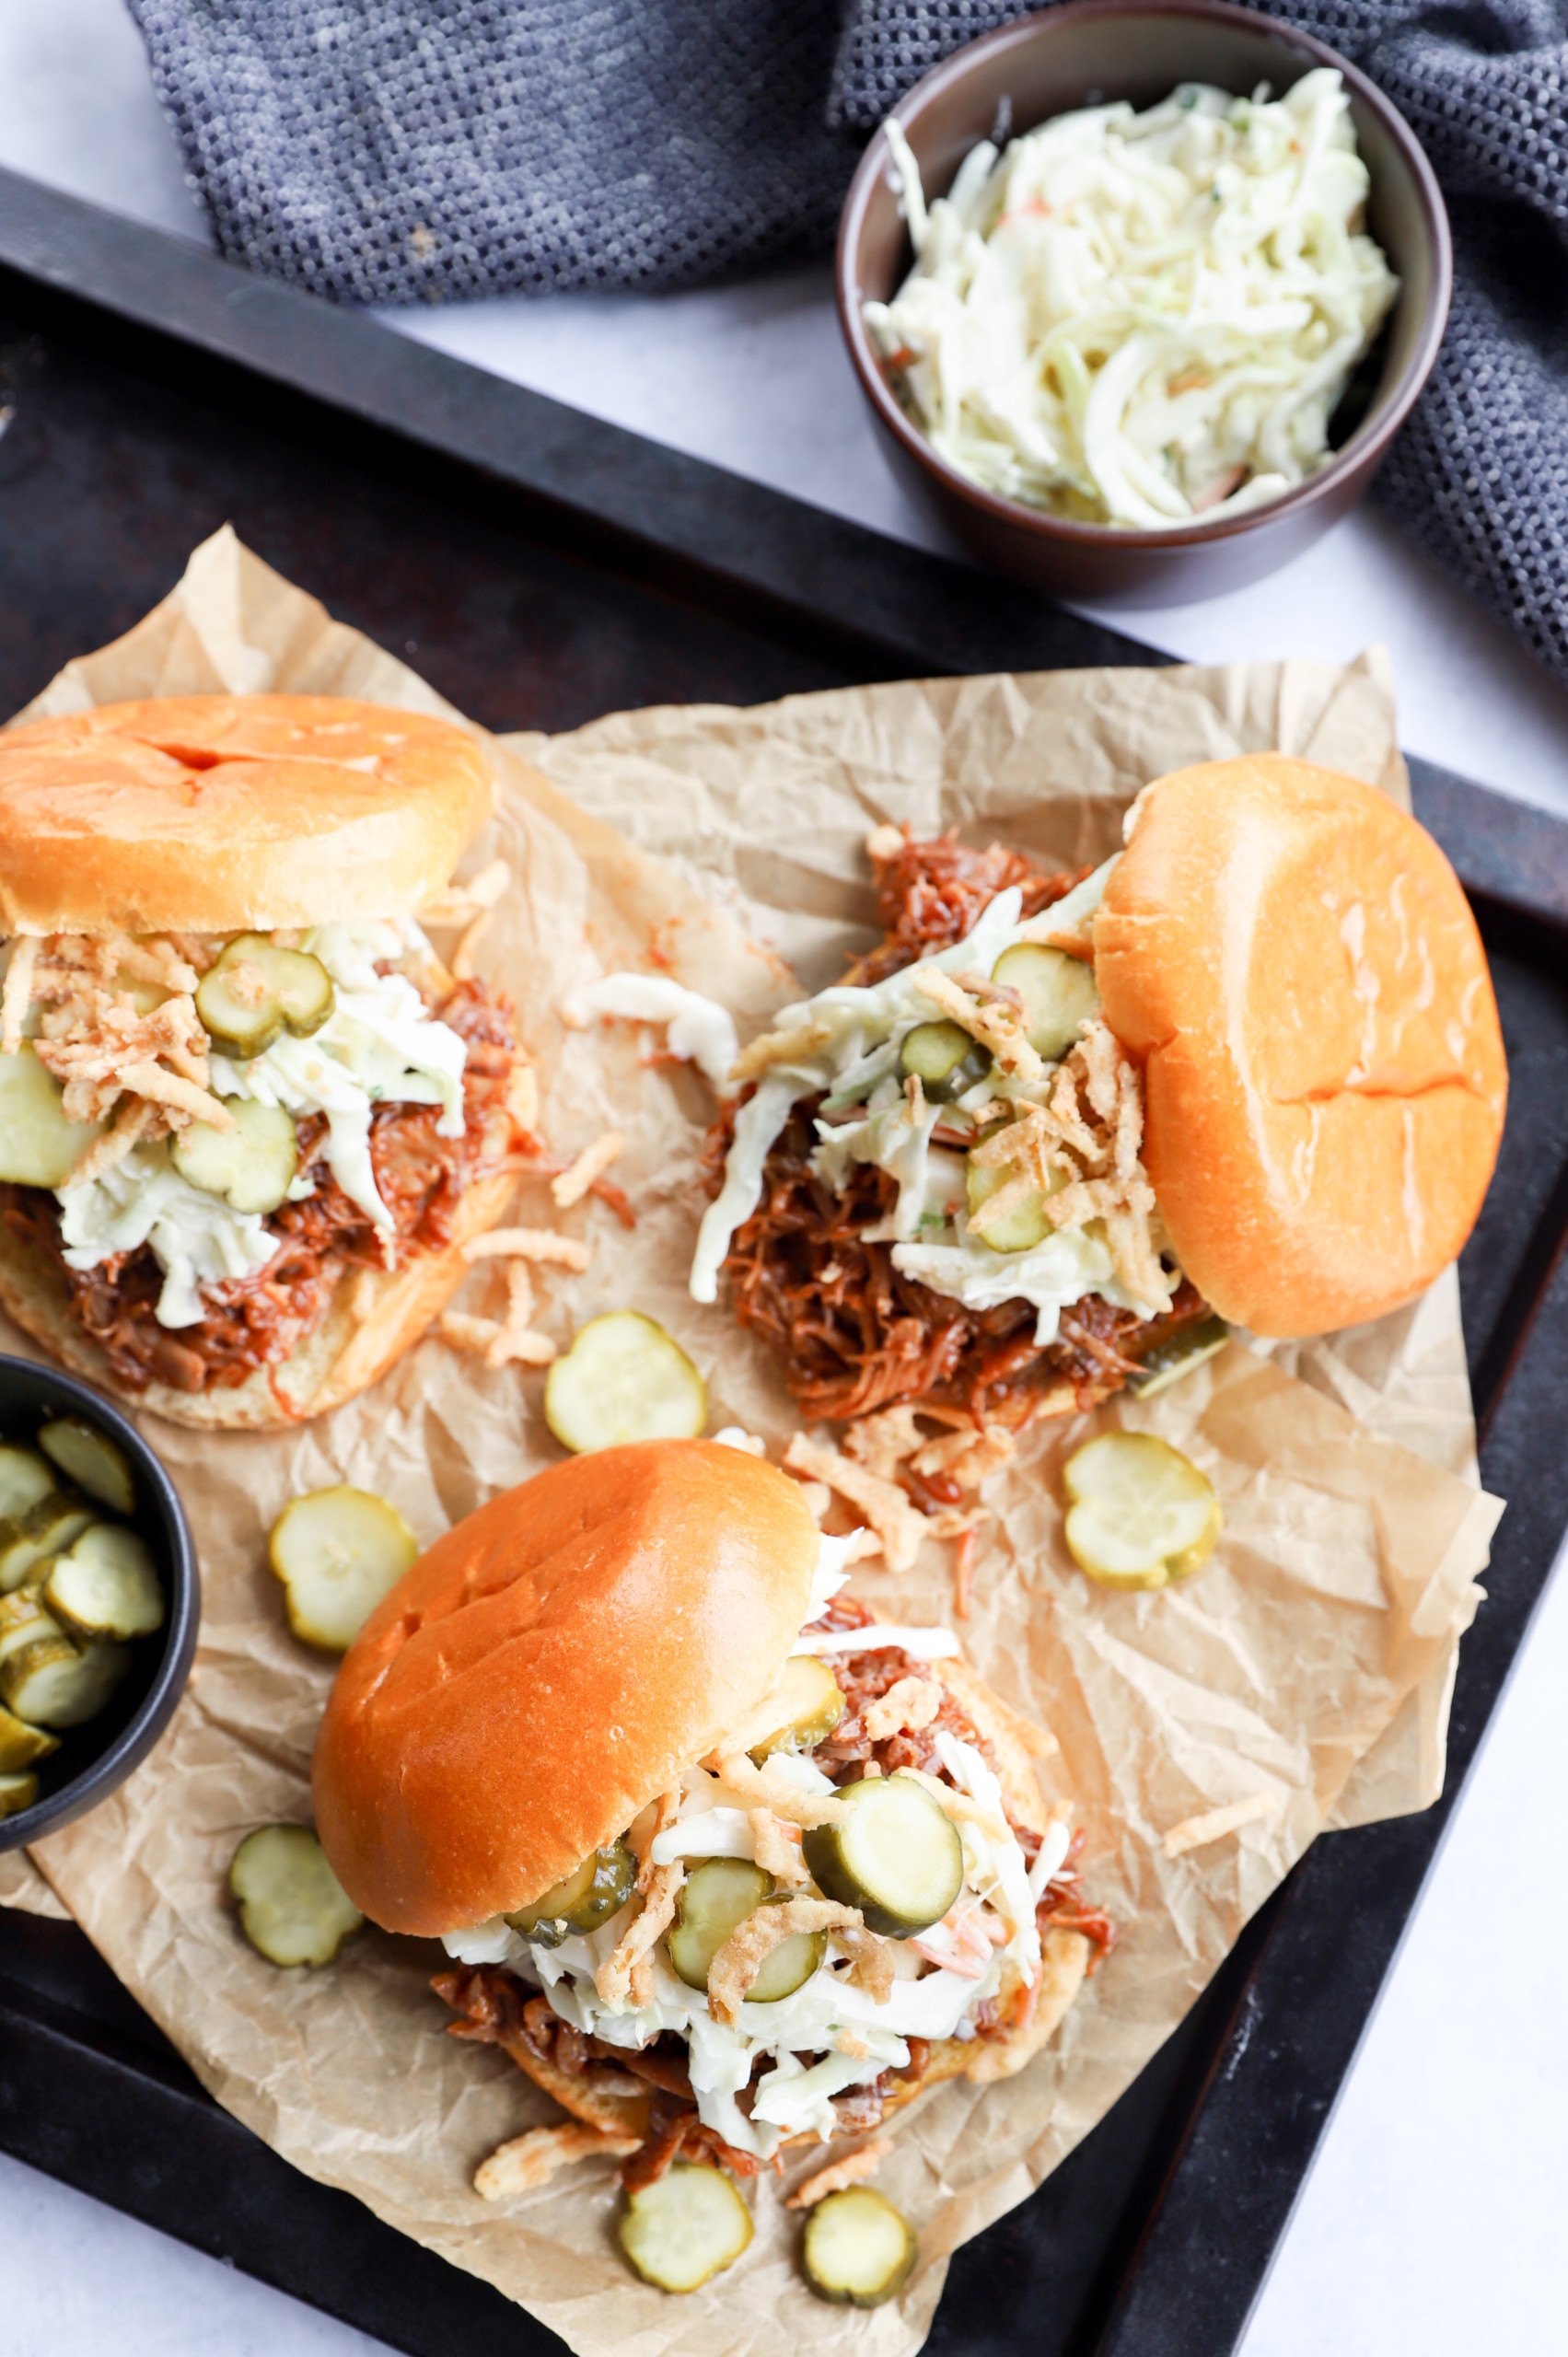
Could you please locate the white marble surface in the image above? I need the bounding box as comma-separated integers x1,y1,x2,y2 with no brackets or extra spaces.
1,7,1565,2353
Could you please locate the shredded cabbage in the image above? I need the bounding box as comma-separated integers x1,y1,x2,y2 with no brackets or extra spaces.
865,70,1399,530
58,919,470,1325
690,858,1120,1326
440,1537,1063,2155
58,1144,281,1329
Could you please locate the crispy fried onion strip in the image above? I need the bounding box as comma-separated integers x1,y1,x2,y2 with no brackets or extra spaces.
461,1226,592,1271
843,1405,1016,1496
1163,1792,1281,1858
59,1097,157,1189
728,1016,835,1086
968,1018,1168,1314
915,963,1045,1084
834,1923,900,2003
842,1404,924,1482
708,1898,864,2025
437,1305,556,1367
631,1790,681,1892
19,946,230,1153
15,935,209,1114
749,1808,811,1887
786,2139,894,2209
861,1676,944,1745
714,1751,846,1829
783,1434,929,1573
595,1862,684,2008
473,2120,640,2201
551,1129,623,1208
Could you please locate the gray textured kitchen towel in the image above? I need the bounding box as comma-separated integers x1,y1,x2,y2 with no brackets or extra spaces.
128,1,1568,684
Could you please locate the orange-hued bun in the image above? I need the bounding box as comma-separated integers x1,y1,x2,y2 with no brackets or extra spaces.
312,1441,822,1936
1095,756,1506,1338
0,694,494,935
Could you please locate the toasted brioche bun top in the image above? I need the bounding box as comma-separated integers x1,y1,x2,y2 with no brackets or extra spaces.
1095,755,1506,1337
0,693,494,936
312,1440,822,1936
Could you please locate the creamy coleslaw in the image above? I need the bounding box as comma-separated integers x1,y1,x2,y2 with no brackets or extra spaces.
57,919,469,1329
443,1540,1067,2156
689,854,1171,1334
865,69,1399,529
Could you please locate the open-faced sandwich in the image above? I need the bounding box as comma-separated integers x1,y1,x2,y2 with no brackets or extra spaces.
691,754,1507,1433
311,1438,1105,2294
0,694,537,1427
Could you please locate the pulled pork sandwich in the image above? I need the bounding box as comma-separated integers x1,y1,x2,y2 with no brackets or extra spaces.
692,756,1507,1430
313,1440,1105,2214
0,694,536,1427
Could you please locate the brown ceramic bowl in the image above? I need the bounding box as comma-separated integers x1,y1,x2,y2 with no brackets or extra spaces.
835,0,1452,604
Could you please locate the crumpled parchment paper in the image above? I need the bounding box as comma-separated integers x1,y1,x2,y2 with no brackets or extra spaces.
0,530,1500,2357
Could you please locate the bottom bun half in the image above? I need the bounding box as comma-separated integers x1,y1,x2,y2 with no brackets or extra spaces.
0,1163,516,1432
494,1926,1091,2154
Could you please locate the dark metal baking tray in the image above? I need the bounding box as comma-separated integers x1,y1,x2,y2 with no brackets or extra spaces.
0,164,1563,2357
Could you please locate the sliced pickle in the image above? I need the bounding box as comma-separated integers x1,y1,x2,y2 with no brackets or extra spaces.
544,1312,707,1455
1,1636,130,1729
195,935,334,1061
1062,1431,1222,1590
0,1043,105,1187
0,1445,56,1524
45,1523,165,1641
0,1591,64,1667
170,1097,298,1215
0,1702,59,1771
803,2185,917,2307
802,1773,962,1939
748,1902,828,2003
505,1841,636,1947
991,942,1099,1062
620,2163,753,2293
1128,1315,1231,1399
668,1858,771,1991
37,1419,136,1515
0,1496,94,1594
667,1859,825,2001
897,1021,990,1104
229,1824,365,1967
749,1654,845,1762
268,1486,420,1653
0,1770,39,1820
965,1155,1056,1253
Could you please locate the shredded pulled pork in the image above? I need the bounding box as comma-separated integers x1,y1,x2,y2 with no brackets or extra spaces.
434,1967,935,2192
474,2120,640,2200
785,2138,892,2209
844,830,1085,987
712,1099,1209,1426
708,828,1209,1427
1,981,529,1397
430,1606,1114,2190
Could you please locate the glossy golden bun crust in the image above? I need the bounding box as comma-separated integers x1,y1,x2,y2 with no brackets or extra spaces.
1096,755,1507,1337
0,694,494,935
313,1442,824,1936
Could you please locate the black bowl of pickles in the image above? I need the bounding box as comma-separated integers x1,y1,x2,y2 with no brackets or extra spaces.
0,1354,198,1849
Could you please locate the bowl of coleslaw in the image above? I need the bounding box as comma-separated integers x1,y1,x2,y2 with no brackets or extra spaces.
835,0,1450,602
